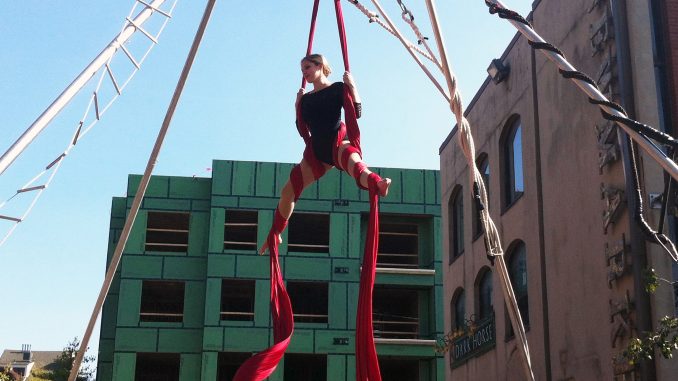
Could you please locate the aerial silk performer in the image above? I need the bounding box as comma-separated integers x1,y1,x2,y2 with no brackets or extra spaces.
233,1,387,380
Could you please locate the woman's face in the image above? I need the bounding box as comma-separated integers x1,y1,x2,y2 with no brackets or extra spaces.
301,59,323,82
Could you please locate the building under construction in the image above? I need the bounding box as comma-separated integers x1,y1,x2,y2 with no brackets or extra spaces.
95,159,444,380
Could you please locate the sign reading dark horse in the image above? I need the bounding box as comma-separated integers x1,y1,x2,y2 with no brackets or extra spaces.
450,315,496,368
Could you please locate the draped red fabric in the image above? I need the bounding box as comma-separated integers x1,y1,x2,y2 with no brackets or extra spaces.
341,84,362,157
232,212,292,381
334,0,351,71
333,2,381,379
356,174,383,381
233,1,382,379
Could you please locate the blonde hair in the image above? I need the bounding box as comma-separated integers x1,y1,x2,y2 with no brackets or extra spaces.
301,54,332,77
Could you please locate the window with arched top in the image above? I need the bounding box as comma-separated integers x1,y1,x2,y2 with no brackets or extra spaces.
502,117,524,208
473,154,490,238
451,288,466,331
506,241,529,338
448,186,464,262
477,268,493,321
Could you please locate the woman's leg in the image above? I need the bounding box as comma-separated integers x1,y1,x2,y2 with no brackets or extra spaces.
278,158,329,218
259,158,332,254
337,141,391,196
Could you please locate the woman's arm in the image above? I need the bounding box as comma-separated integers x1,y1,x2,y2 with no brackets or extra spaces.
295,88,305,108
343,71,362,118
343,71,361,103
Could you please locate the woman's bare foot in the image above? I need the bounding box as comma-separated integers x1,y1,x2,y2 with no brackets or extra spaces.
377,177,391,197
258,233,283,255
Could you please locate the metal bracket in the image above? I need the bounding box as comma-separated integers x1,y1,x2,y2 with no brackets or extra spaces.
590,9,614,56
598,143,620,171
612,351,639,378
601,184,625,233
596,120,618,145
587,0,606,14
609,290,634,348
596,55,617,96
605,235,630,287
648,192,664,209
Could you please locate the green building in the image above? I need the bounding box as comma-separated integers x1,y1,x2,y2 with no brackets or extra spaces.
96,160,443,381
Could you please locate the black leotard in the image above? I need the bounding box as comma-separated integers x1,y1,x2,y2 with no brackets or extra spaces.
299,82,361,165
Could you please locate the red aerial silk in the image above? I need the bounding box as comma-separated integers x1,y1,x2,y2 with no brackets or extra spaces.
357,173,381,381
232,212,292,381
233,1,382,379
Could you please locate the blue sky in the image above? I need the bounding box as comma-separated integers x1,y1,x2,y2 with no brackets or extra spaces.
0,0,532,357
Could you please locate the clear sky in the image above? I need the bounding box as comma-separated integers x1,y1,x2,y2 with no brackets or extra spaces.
0,0,532,357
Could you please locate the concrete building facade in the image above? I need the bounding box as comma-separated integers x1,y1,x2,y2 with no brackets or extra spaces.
95,160,444,380
440,0,678,380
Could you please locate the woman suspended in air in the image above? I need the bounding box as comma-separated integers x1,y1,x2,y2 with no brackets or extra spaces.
259,54,391,254
235,53,387,381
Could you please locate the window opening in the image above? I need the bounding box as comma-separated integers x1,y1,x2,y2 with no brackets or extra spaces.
224,210,258,251
378,222,419,268
474,155,489,238
221,279,255,321
286,281,328,323
452,289,466,330
451,190,464,259
507,243,529,337
288,213,330,253
135,353,180,381
477,270,493,321
140,280,184,322
145,211,190,252
283,354,327,381
373,287,419,339
379,357,419,381
217,352,251,381
504,118,524,206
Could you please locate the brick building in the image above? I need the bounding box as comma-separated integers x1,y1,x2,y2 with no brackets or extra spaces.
440,0,678,380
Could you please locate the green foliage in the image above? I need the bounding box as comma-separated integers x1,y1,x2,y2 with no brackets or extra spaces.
30,372,45,379
622,316,678,364
0,366,13,381
643,268,660,294
620,268,678,365
32,338,95,381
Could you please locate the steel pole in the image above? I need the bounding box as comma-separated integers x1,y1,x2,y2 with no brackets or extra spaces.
0,0,167,176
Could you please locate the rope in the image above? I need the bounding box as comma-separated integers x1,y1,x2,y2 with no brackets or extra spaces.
397,0,442,71
345,0,441,68
484,0,678,261
482,0,678,180
365,0,450,102
422,0,535,379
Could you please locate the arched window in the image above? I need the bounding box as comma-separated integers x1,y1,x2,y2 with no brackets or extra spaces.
477,269,493,321
451,288,465,330
502,117,524,207
473,154,490,238
448,187,464,262
507,241,529,337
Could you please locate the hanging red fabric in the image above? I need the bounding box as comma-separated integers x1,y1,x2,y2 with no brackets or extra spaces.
356,175,382,381
332,2,380,379
233,216,293,381
234,0,382,379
